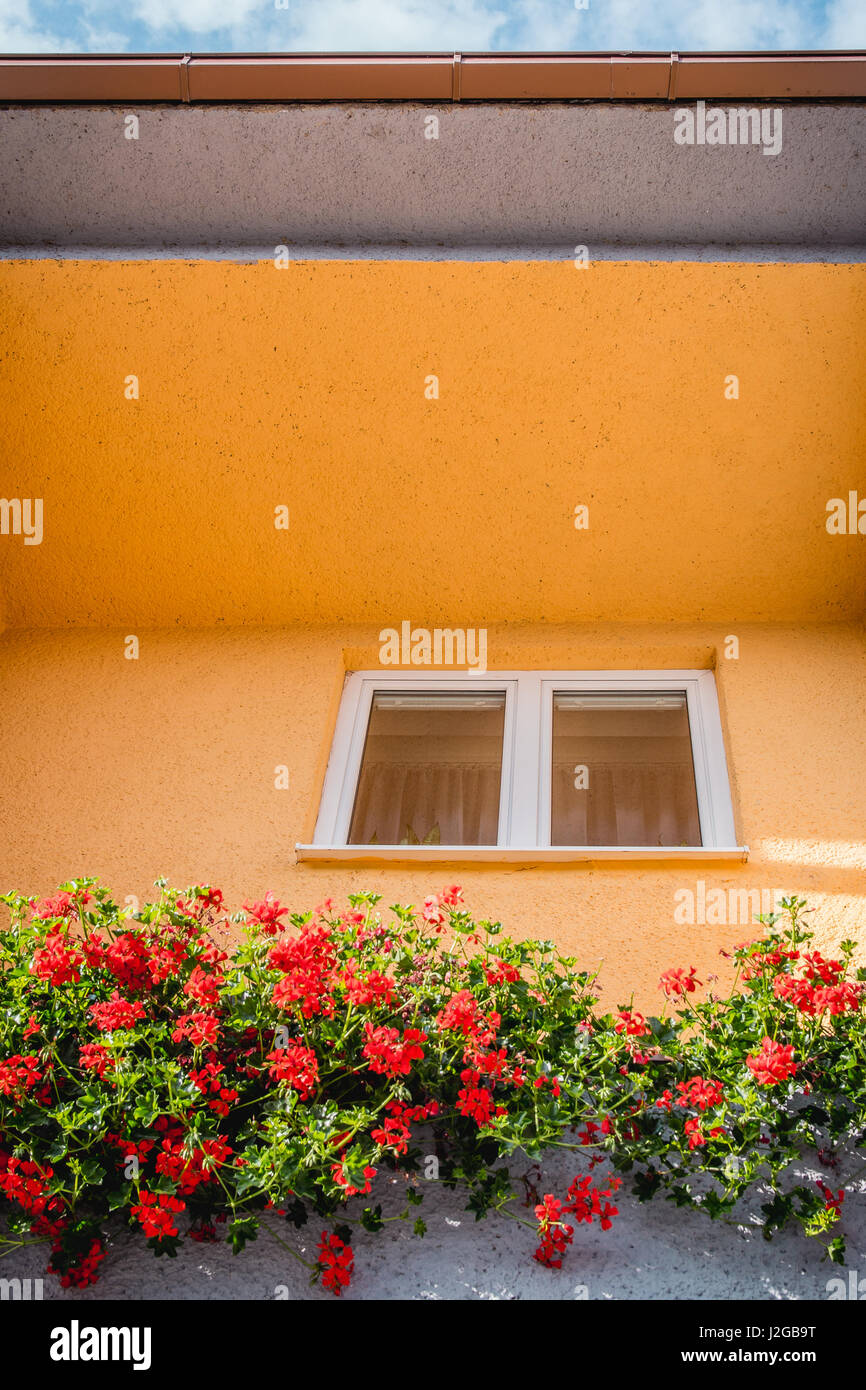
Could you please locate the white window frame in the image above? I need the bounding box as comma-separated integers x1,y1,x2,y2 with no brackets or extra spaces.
298,670,746,863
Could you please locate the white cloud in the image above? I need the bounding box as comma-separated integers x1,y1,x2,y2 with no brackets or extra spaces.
0,0,862,57
276,0,508,50
0,0,75,51
124,0,509,47
823,0,866,46
130,0,265,37
499,0,818,51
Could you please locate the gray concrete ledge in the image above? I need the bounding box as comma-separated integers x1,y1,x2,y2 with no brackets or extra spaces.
0,102,863,248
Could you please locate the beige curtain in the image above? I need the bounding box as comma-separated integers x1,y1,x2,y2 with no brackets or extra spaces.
349,762,501,846
551,761,701,846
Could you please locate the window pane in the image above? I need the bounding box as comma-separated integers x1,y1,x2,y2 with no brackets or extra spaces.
348,691,505,845
551,692,702,846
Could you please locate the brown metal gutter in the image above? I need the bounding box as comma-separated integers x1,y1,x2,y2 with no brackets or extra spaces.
0,51,865,103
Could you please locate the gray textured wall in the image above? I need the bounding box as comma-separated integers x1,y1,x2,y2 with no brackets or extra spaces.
1,101,863,247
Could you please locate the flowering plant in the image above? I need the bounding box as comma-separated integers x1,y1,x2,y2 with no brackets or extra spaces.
613,897,866,1262
0,883,862,1294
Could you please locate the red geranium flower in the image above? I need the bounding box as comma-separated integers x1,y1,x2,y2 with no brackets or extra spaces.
318,1232,353,1296
676,1076,724,1111
362,1023,427,1077
266,1039,319,1100
31,934,83,988
88,991,146,1032
79,1043,114,1079
183,965,224,1008
243,892,289,935
659,966,701,997
171,1012,220,1048
614,1009,649,1037
131,1191,186,1241
0,1053,43,1097
533,1194,573,1268
746,1036,797,1086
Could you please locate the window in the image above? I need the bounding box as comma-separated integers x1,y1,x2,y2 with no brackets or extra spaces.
549,692,701,847
303,671,742,861
348,691,506,846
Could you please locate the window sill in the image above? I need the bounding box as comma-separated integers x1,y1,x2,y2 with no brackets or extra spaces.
295,844,750,865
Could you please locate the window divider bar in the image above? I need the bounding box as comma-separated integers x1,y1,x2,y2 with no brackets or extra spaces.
505,672,542,847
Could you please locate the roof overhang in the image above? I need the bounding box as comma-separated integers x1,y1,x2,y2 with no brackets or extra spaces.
1,51,866,103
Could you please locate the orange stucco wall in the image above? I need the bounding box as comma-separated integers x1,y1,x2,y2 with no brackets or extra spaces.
1,258,864,628
0,622,863,1008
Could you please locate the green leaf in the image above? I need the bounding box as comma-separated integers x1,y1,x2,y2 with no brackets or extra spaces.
228,1217,259,1255
360,1205,383,1234
79,1159,106,1186
285,1199,308,1229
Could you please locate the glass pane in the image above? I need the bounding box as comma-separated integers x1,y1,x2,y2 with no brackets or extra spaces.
551,692,702,847
348,691,506,846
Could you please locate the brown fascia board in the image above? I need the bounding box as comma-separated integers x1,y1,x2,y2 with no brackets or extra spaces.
674,53,866,99
459,54,672,99
0,57,183,101
0,52,865,103
191,55,453,100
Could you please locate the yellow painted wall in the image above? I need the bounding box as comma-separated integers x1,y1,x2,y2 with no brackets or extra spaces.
1,259,864,628
0,622,863,1009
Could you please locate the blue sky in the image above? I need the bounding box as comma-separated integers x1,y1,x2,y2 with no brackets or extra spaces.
1,0,863,54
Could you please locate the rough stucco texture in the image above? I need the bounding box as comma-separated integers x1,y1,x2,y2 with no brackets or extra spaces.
0,623,863,1009
1,258,864,628
0,103,865,246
